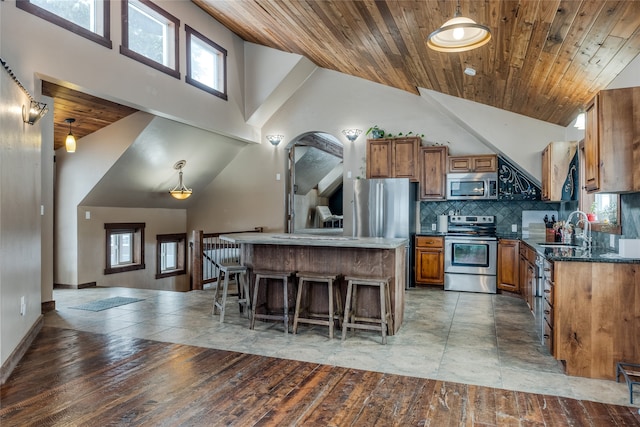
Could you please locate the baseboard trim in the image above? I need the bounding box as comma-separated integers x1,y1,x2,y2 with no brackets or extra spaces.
0,316,43,385
54,281,97,290
41,300,56,313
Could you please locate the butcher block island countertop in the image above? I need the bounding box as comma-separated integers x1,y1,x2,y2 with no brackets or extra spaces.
221,233,408,334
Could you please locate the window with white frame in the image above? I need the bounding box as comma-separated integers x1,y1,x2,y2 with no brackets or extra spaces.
17,0,111,48
186,25,227,100
156,233,186,279
105,223,145,274
120,0,180,79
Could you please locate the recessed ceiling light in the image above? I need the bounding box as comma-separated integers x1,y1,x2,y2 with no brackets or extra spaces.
464,67,476,76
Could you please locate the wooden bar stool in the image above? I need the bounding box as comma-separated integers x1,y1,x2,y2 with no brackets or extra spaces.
293,272,342,339
212,262,250,323
341,276,393,344
250,270,295,334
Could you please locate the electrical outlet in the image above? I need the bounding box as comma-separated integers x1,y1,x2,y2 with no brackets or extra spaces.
431,223,436,231
347,170,352,179
20,296,25,316
276,173,281,181
610,234,615,248
511,224,517,232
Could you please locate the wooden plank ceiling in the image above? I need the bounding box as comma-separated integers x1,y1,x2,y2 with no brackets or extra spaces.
194,0,640,127
42,81,138,150
44,1,640,149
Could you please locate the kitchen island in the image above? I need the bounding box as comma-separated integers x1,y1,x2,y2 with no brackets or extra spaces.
221,233,408,334
521,239,640,381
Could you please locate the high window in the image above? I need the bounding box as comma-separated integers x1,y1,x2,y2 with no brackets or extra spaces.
104,223,145,274
16,0,111,48
156,233,186,279
186,25,227,100
120,0,179,79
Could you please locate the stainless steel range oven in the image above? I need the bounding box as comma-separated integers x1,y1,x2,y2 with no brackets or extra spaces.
444,215,498,294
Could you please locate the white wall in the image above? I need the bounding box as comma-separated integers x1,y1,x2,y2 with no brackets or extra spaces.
1,0,258,142
55,113,154,286
77,207,188,291
0,65,43,367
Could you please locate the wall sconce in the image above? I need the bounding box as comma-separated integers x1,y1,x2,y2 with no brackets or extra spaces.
342,129,362,143
266,134,284,146
574,112,585,130
427,0,491,52
64,118,76,153
169,160,193,200
22,100,49,125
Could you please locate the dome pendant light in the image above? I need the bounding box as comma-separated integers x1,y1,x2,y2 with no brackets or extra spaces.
427,0,491,53
169,160,193,200
64,118,77,153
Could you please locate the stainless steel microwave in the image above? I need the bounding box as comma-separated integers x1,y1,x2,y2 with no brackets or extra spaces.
446,172,498,200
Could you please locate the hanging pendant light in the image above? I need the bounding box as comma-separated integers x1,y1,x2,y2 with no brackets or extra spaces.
427,0,491,53
64,118,76,153
169,160,193,200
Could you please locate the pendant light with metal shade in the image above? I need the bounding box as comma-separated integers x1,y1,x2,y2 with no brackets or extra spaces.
427,0,491,53
64,118,77,153
169,160,193,200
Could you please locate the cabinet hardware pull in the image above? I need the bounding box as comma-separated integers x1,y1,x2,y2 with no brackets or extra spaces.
543,334,549,339
544,310,550,315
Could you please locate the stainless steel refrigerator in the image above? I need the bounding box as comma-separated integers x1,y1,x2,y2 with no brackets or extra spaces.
352,178,417,288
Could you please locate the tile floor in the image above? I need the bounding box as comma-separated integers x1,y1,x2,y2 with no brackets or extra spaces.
44,286,637,408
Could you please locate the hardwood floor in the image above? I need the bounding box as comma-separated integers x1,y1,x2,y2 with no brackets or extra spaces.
2,326,639,426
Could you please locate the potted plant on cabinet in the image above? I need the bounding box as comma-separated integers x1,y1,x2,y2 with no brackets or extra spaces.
366,125,385,139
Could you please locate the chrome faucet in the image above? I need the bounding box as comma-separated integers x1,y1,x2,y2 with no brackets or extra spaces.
566,210,592,250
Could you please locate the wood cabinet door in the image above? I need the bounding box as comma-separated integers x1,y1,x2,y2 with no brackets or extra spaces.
541,144,551,201
419,146,447,200
448,156,472,172
472,155,497,172
584,97,600,192
366,139,393,179
393,138,419,181
415,248,444,285
497,239,520,292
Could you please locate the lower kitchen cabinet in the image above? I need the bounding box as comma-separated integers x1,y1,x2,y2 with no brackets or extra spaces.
518,242,537,311
497,239,519,292
415,235,444,285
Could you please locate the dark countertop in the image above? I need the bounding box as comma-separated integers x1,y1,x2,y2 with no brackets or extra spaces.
521,239,640,264
416,231,447,237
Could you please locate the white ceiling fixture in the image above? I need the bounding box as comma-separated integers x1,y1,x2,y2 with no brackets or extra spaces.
427,0,491,53
464,67,477,76
169,160,193,200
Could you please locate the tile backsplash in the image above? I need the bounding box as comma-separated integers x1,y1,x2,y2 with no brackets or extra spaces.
419,200,561,236
419,192,640,251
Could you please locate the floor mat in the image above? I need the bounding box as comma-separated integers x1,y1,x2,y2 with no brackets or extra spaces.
69,296,145,312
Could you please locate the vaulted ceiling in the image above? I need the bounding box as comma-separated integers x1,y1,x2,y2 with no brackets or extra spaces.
44,1,640,149
194,0,640,127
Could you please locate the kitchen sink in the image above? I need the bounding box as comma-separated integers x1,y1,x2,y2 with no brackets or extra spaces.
537,243,580,249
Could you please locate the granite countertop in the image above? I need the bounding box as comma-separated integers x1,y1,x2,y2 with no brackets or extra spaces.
416,231,447,237
220,232,408,249
522,239,640,264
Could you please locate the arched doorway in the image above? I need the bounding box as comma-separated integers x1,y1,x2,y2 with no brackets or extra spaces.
285,132,343,234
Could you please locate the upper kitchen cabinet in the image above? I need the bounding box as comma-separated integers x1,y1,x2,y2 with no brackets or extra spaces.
584,86,640,193
541,141,578,201
419,146,447,200
366,137,419,181
448,155,497,173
